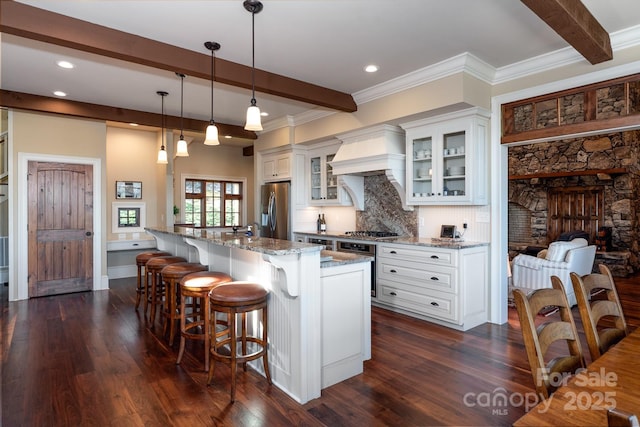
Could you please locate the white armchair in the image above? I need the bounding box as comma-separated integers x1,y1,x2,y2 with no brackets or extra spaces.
511,238,596,306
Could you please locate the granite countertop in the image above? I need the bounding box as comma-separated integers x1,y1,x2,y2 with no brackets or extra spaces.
295,230,488,249
146,226,322,256
389,237,489,250
320,250,373,268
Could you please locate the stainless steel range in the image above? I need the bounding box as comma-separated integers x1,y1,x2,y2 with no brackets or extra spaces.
335,230,398,298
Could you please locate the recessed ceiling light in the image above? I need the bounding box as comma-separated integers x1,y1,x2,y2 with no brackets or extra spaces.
57,60,75,69
224,135,232,139
364,64,379,73
260,111,269,117
53,91,67,97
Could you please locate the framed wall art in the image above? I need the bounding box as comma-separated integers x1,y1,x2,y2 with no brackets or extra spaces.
116,181,142,199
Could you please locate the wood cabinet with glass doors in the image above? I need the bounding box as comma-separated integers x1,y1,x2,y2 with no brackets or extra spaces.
308,143,351,206
401,108,489,205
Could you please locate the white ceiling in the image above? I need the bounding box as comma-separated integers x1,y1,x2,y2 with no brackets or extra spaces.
2,0,640,145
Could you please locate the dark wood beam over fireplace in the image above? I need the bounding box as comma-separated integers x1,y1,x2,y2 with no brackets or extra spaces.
520,0,612,65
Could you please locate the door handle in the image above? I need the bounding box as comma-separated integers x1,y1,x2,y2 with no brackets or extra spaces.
85,231,92,236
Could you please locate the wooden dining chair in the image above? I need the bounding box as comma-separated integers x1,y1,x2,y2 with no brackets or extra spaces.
513,276,586,399
608,408,640,427
571,264,629,362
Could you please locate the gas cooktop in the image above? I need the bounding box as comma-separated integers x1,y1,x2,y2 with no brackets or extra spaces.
341,230,399,240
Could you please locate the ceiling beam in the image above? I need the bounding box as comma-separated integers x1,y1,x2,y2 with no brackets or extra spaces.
521,0,612,64
0,90,257,140
0,1,357,113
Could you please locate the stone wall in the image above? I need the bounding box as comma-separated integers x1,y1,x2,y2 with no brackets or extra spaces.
508,130,640,274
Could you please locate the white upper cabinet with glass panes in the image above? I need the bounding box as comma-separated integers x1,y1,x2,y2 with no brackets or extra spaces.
400,108,489,205
308,142,351,206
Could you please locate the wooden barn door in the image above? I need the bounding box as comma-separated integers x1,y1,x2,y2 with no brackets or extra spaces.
27,161,93,297
547,186,604,243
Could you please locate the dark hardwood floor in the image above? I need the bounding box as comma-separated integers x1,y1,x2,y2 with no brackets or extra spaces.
2,274,639,426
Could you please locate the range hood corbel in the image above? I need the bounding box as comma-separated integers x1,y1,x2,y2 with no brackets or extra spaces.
331,124,412,211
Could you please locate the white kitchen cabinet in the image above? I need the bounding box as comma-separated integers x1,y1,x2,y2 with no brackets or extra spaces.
400,107,489,205
308,143,351,206
262,152,292,181
375,242,488,331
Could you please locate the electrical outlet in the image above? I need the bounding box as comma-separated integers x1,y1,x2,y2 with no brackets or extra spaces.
463,222,468,229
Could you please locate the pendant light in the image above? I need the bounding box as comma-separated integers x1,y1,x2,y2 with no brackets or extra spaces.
244,0,263,131
175,72,189,156
204,41,221,146
156,90,169,164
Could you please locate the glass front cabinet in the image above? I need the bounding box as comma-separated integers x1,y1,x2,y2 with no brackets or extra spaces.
401,108,489,205
308,143,351,206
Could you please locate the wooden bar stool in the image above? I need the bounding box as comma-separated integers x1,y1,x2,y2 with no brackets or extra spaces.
176,271,233,371
160,262,208,345
145,256,187,326
207,281,271,402
135,251,171,311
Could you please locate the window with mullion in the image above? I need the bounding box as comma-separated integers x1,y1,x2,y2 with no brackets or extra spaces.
184,178,242,227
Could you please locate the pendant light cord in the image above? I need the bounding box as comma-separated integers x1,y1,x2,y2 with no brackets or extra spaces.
161,94,165,146
250,9,256,105
210,49,215,122
179,74,185,138
157,90,168,150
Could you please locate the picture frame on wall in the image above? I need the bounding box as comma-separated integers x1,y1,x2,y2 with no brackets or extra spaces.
116,181,142,199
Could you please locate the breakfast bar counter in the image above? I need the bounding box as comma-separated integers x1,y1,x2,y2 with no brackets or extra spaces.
144,226,372,403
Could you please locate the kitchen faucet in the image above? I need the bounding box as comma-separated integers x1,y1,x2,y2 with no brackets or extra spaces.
247,221,260,237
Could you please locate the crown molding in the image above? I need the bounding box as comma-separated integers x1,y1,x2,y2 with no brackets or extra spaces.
262,26,640,134
353,53,496,106
494,24,640,84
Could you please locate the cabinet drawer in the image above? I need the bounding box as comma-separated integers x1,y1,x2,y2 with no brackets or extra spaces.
378,280,459,322
377,257,456,293
377,244,454,266
107,239,156,251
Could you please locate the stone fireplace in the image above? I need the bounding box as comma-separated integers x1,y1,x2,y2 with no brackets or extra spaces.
508,130,640,276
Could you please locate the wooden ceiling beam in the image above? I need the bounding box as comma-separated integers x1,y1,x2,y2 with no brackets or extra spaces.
0,90,257,140
0,1,357,113
520,0,612,64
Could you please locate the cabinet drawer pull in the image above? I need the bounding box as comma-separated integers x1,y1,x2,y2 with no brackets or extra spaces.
430,276,439,281
430,301,439,307
390,250,397,254
390,269,397,273
430,255,439,259
390,292,397,296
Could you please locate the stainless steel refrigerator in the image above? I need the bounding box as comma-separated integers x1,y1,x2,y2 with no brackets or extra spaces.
260,182,291,240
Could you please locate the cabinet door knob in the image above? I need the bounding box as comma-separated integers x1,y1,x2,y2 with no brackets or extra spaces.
390,292,397,296
390,269,397,273
430,276,439,281
430,255,439,259
430,301,439,307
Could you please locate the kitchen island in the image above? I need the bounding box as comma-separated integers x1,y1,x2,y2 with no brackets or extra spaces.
144,226,372,403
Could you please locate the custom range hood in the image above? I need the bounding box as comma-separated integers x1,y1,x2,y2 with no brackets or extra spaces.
331,124,412,211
